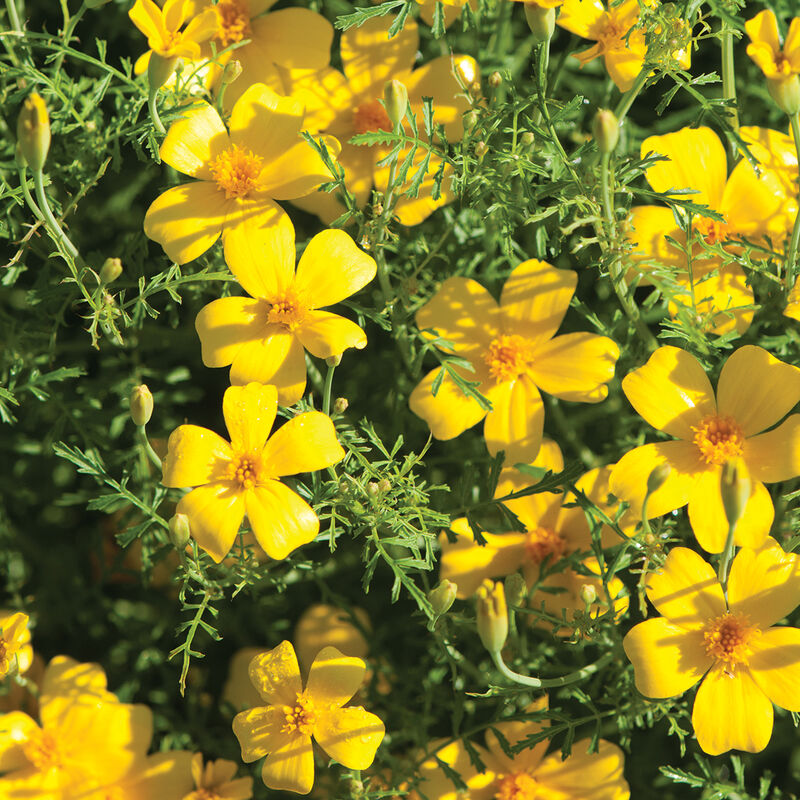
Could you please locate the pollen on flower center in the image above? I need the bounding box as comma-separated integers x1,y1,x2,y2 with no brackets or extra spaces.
282,690,317,736
209,145,263,200
23,729,63,772
525,527,567,564
691,414,745,465
484,335,533,383
267,293,306,330
214,0,251,48
597,18,628,50
226,452,263,489
774,52,794,76
694,216,729,245
703,611,760,668
352,99,392,135
494,771,539,800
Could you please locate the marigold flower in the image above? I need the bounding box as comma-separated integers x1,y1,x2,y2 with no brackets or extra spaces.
409,259,619,463
129,0,218,64
162,383,345,563
610,345,800,553
0,612,32,678
232,641,385,794
624,541,800,754
144,83,338,265
745,10,800,81
185,753,253,800
196,229,376,405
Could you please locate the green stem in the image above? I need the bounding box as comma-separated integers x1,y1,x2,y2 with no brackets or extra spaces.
640,490,653,538
721,25,739,146
52,1,87,81
31,168,81,261
717,521,736,594
785,112,800,293
17,165,45,223
490,649,614,689
137,425,162,471
5,0,22,31
322,362,336,417
148,87,166,135
613,67,649,126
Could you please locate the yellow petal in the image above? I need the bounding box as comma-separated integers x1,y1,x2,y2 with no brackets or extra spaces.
485,701,549,774
129,0,168,46
494,438,564,502
787,18,800,69
604,35,646,91
162,424,233,487
498,259,576,348
744,414,800,483
294,229,377,308
246,10,333,74
229,334,307,407
745,10,781,56
306,646,365,709
162,0,187,31
278,66,354,137
416,739,496,800
262,412,344,477
716,345,800,437
748,626,800,711
620,345,716,440
484,375,545,465
567,465,630,547
246,481,319,560
293,606,369,673
262,734,314,794
692,665,773,755
196,297,267,368
144,181,229,265
39,655,113,706
626,205,684,274
260,135,339,201
556,0,608,39
177,483,246,563
500,482,563,538
248,641,303,705
390,156,455,226
623,617,710,698
159,101,228,179
0,712,38,772
409,367,488,441
233,705,290,761
112,750,196,800
295,311,366,360
313,707,384,769
721,152,789,238
222,383,278,453
534,739,630,798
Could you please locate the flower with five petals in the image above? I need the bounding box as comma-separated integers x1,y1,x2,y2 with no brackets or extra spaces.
129,0,217,66
0,612,32,678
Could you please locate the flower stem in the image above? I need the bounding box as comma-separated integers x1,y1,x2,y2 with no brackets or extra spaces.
718,521,736,593
148,87,166,136
490,649,614,689
322,362,336,417
18,165,45,223
785,112,800,293
31,168,81,262
721,25,739,149
137,425,163,471
5,0,22,31
613,67,649,126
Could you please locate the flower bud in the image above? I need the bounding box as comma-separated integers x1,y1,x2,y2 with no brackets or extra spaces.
99,257,123,285
377,478,391,493
169,513,191,550
222,59,242,85
592,109,620,154
367,481,380,497
519,131,535,149
768,76,800,116
383,79,408,129
488,71,502,88
476,579,508,653
646,463,671,495
325,354,342,367
504,572,527,607
17,93,51,172
148,53,179,90
475,141,488,158
429,579,457,616
524,3,556,43
579,583,598,607
130,385,154,427
463,110,479,131
720,458,751,528
333,397,349,414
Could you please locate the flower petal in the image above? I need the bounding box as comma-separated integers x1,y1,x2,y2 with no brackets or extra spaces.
604,36,646,92
245,10,333,75
245,481,319,560
247,640,303,705
389,155,454,226
744,414,800,483
620,346,716,440
295,311,367,359
484,375,545,466
485,699,549,774
129,0,168,45
159,102,228,179
745,10,781,56
623,618,710,698
721,152,789,238
0,712,38,772
314,707,384,769
416,740,496,800
409,367,488,441
262,412,344,477
261,733,314,794
260,132,340,201
230,333,307,407
534,739,630,799
279,66,353,135
626,205,684,273
162,425,233,487
223,383,278,453
692,665,773,755
196,297,267,368
306,646,365,709
556,0,607,39
177,483,246,563
748,626,800,712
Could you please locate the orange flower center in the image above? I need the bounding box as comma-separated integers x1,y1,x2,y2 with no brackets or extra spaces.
494,771,539,800
209,145,263,200
214,0,251,47
703,611,760,669
484,335,534,383
691,414,745,466
352,99,392,135
597,17,628,51
694,216,729,245
23,729,64,772
226,452,263,489
525,527,567,564
282,690,317,736
267,291,306,330
774,52,794,77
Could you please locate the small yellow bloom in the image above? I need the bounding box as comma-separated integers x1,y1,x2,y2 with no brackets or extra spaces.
610,345,800,553
16,92,50,171
0,612,32,678
745,10,800,81
624,540,800,754
162,383,345,563
129,0,218,63
196,229,376,405
476,579,508,653
232,641,385,794
185,753,253,800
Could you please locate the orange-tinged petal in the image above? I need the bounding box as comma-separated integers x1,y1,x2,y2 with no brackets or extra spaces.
144,181,229,265
262,412,344,477
556,0,607,39
534,739,630,799
295,311,366,360
261,733,314,794
621,346,716,439
246,10,333,74
748,626,800,712
692,665,773,755
716,346,800,437
160,102,228,179
177,483,245,562
645,546,726,628
294,229,377,309
229,333,307,407
313,706,384,769
528,331,618,402
259,135,339,201
498,259,576,348
246,481,319,560
248,641,303,705
484,375,545,465
745,10,781,56
744,415,800,483
623,617,710,698
162,425,233,487
229,83,304,161
223,383,278,453
196,297,267,368
306,646,365,709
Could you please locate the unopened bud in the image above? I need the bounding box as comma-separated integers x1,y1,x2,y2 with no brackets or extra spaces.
646,463,671,495
338,479,350,494
372,201,384,217
377,478,391,493
17,93,50,172
592,109,620,154
454,56,477,88
463,110,479,132
99,257,123,284
475,140,488,158
504,572,527,607
326,354,342,367
519,131,535,148
476,580,508,653
768,76,800,116
222,59,242,85
130,384,153,427
168,513,191,549
579,583,598,607
429,579,457,615
720,459,751,527
367,481,380,497
524,3,556,43
333,397,349,414
383,79,408,129
470,80,482,96
488,71,502,88
148,53,179,90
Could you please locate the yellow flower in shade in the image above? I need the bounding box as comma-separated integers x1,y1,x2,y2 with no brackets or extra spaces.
232,641,385,794
196,229,376,405
144,83,339,265
745,10,800,81
624,541,800,754
413,699,629,800
162,383,345,563
129,0,218,66
0,613,32,678
184,753,253,800
280,17,476,226
609,345,800,553
409,259,619,464
85,751,196,800
627,126,792,335
557,0,689,91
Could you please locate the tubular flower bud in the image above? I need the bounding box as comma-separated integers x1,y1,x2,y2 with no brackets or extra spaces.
222,59,243,86
99,257,123,284
475,141,488,158
488,71,502,88
429,579,457,616
579,583,598,607
130,384,154,427
147,53,179,91
17,93,50,172
476,579,508,653
592,109,620,154
169,513,191,550
768,75,800,115
720,459,751,528
504,572,527,607
383,79,408,129
524,3,556,44
646,463,671,495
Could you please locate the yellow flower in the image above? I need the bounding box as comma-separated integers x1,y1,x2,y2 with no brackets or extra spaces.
627,126,792,335
0,612,32,678
196,229,376,405
184,753,253,800
85,751,196,800
409,259,619,464
280,17,476,226
144,83,339,265
232,641,385,794
162,383,345,563
129,0,218,63
609,345,800,553
745,10,800,80
624,541,800,754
